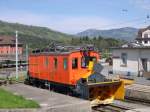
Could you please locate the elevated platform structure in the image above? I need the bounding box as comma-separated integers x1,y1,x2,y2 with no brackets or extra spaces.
126,108,150,112
125,84,150,102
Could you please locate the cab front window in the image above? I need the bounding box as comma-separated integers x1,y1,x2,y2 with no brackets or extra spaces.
72,58,78,69
81,56,97,68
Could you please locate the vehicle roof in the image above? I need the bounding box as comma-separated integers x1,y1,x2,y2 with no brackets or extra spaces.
30,44,98,56
30,50,98,56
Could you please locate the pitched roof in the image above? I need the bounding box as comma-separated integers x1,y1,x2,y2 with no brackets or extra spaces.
137,26,150,38
0,35,22,46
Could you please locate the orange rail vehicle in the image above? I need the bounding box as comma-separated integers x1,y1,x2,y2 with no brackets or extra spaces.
27,45,124,106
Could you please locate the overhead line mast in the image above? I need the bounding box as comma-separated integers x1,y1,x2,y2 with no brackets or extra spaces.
16,30,18,80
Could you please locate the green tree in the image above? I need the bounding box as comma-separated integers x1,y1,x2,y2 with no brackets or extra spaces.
98,35,103,41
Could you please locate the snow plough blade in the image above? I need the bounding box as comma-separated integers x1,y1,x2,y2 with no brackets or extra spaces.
78,80,124,106
88,81,124,106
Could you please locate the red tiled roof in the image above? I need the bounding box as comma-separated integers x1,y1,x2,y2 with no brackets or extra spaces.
0,35,22,46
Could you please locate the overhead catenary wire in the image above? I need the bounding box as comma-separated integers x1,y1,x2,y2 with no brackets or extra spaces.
121,19,150,28
98,15,150,29
125,19,148,28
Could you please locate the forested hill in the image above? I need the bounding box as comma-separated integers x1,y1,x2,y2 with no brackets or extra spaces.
77,27,138,41
0,20,74,49
0,20,125,50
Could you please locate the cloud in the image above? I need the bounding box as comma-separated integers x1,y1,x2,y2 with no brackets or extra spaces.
0,10,115,34
130,0,150,10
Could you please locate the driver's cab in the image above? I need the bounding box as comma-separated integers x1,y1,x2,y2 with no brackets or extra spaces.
69,50,99,85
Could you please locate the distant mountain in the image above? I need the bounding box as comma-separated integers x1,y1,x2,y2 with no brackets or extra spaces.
0,20,133,50
76,27,138,41
0,20,75,49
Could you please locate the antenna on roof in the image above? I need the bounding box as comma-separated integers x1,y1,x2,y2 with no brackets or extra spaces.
122,9,128,12
147,14,150,19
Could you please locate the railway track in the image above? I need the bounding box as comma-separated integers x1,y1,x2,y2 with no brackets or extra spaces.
92,98,150,112
125,97,150,105
92,104,131,112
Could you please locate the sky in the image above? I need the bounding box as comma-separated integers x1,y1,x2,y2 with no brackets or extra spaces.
0,0,150,34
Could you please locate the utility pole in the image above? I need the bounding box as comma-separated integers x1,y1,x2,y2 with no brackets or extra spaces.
26,44,28,72
16,31,18,80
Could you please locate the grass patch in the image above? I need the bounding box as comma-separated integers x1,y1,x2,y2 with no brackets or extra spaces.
0,88,39,108
0,77,5,80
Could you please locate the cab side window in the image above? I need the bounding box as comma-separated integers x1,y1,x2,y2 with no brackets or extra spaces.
72,58,78,69
63,58,68,70
54,58,57,69
81,57,89,68
44,56,49,67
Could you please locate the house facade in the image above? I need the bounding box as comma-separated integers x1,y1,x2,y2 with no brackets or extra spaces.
0,35,23,61
136,26,150,46
113,47,150,76
112,26,150,77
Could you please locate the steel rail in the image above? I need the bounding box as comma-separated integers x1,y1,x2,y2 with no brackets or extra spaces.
92,104,131,112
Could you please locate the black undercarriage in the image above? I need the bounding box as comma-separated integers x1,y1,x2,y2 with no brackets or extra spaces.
25,75,78,96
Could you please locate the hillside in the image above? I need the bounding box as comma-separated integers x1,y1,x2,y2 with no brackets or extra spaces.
76,27,138,41
0,20,126,51
0,20,74,49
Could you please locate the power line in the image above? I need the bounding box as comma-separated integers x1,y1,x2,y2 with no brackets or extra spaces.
122,18,150,26
98,16,149,29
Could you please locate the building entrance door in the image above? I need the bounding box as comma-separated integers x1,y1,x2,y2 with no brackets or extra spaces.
141,58,148,72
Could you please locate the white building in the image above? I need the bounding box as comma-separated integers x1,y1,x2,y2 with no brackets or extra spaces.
112,26,150,77
136,26,150,46
112,47,150,77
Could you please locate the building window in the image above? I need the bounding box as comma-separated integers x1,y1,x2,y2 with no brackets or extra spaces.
121,53,127,66
63,58,68,70
144,41,148,44
54,58,57,69
72,58,78,69
144,33,148,38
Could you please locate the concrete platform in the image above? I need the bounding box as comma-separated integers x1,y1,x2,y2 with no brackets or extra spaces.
2,84,91,112
125,84,150,101
114,100,149,109
134,77,150,86
126,108,150,112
